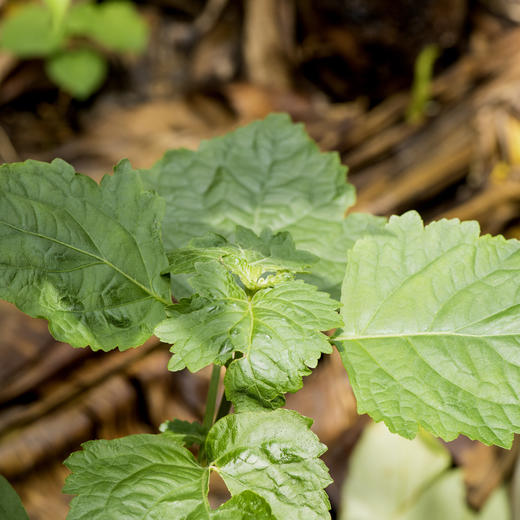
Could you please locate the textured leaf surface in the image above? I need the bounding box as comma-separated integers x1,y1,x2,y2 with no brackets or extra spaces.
0,159,170,350
156,261,340,410
207,410,331,520
64,410,330,519
340,422,510,520
168,226,316,291
140,113,358,295
0,475,29,520
338,211,520,447
45,49,107,99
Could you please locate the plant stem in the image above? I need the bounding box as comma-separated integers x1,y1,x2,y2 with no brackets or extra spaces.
203,365,221,430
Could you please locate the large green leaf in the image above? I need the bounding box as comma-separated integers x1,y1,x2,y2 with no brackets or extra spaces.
64,409,331,519
340,422,510,520
0,159,170,350
156,260,340,410
0,475,29,520
139,113,360,295
337,211,520,447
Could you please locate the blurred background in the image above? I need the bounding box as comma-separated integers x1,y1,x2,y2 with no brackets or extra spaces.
1,0,520,518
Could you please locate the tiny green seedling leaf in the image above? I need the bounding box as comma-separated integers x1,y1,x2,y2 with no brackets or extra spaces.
0,475,30,520
45,49,107,100
64,409,331,520
0,159,171,351
139,113,358,296
156,247,340,410
0,4,64,57
338,210,520,447
65,1,148,53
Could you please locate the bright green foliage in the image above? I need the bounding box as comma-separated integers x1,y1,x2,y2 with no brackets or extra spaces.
156,243,340,410
340,422,510,520
0,475,30,520
64,410,330,520
44,0,71,30
65,1,148,53
0,4,64,56
139,113,359,296
0,159,170,350
0,0,147,98
46,49,107,100
338,211,520,447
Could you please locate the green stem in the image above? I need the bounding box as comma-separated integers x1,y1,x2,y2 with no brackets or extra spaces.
203,365,221,431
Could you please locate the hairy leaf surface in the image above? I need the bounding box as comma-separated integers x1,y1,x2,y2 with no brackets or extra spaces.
338,211,520,447
64,410,330,519
156,261,340,410
0,159,171,350
139,113,362,295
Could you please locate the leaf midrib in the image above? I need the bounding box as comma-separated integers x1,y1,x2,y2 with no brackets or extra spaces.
0,220,170,306
338,331,520,340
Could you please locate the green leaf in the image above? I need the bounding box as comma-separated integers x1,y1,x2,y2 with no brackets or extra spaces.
45,49,107,99
139,113,357,295
206,410,331,519
64,409,331,519
337,210,520,447
156,261,340,410
43,0,71,31
168,226,317,291
0,4,64,57
0,159,171,351
65,1,148,53
0,475,29,520
299,212,388,298
340,422,510,520
159,418,208,447
209,491,275,519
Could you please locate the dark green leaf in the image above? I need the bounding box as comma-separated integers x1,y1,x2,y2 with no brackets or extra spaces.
0,159,171,350
0,475,29,520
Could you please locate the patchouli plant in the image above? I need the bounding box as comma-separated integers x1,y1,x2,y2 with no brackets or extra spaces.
1,114,519,518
